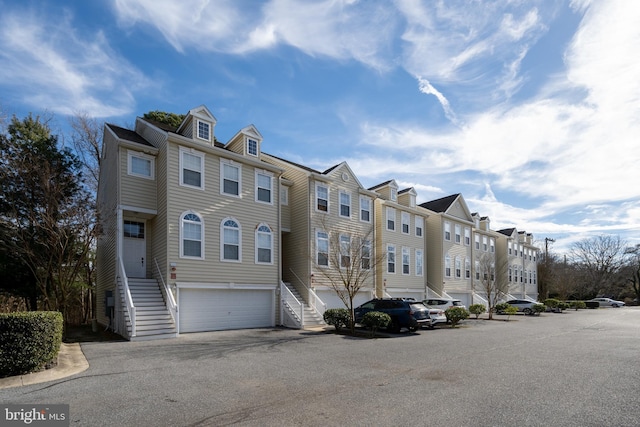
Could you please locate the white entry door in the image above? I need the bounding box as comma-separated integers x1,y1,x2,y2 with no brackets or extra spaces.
123,220,146,278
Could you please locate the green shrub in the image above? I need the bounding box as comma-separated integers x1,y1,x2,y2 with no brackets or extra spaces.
494,302,511,314
469,304,486,319
570,301,587,310
323,308,350,332
532,304,547,315
0,312,63,378
544,298,561,309
361,311,391,337
504,305,518,320
445,307,470,328
557,302,570,311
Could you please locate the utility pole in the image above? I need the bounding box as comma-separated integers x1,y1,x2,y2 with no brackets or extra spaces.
540,237,555,300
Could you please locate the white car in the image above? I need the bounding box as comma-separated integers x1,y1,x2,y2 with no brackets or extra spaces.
423,298,466,311
587,298,625,308
503,299,539,315
426,308,447,325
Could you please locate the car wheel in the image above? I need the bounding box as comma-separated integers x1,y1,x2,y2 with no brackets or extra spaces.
612,304,618,307
408,325,419,333
523,308,532,315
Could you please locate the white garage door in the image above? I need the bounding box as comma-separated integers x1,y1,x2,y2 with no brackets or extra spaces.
318,290,372,311
179,288,274,333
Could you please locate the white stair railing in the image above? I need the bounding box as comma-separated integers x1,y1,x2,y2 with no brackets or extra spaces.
280,281,304,329
117,258,136,338
308,286,327,318
155,258,177,324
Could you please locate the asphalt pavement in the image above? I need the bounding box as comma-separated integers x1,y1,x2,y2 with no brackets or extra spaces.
1,308,638,426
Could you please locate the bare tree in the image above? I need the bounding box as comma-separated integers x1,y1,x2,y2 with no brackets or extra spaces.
476,253,509,320
623,245,640,304
570,235,626,297
311,219,385,331
69,112,103,192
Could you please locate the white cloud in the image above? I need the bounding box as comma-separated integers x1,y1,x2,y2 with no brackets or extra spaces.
0,8,149,117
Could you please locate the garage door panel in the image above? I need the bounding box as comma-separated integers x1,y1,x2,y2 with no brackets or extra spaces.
179,288,273,333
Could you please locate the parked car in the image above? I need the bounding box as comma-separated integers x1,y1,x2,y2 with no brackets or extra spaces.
502,299,539,315
423,298,466,311
354,298,432,332
587,297,625,308
426,307,447,325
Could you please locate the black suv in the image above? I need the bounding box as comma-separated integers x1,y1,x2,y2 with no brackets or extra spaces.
354,298,432,333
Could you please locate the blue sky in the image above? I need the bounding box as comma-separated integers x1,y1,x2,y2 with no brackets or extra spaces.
1,0,639,255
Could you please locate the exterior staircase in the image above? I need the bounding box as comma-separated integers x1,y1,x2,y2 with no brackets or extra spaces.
122,278,177,340
284,283,325,328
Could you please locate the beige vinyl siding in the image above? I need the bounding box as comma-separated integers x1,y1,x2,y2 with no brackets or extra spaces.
425,214,444,296
165,140,279,285
119,148,157,211
442,219,473,293
95,131,120,326
151,133,169,285
261,155,312,295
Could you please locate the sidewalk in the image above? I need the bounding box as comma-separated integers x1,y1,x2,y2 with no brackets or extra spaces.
0,343,89,389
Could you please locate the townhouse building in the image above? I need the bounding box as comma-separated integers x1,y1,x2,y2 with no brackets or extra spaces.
96,106,283,339
419,194,476,306
96,104,540,340
368,180,430,300
261,154,379,317
469,213,502,306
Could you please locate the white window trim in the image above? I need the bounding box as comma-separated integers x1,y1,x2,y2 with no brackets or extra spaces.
445,255,451,277
255,223,273,265
339,234,351,269
464,227,471,246
247,138,258,157
444,221,451,241
339,190,351,218
386,207,396,232
455,224,461,244
220,159,242,198
255,169,274,205
316,230,329,267
280,187,289,206
359,196,371,223
180,211,204,259
361,239,371,270
197,119,211,142
415,249,424,276
401,212,410,235
220,217,242,262
387,244,396,274
415,216,423,238
402,246,410,275
315,183,329,213
127,150,155,180
179,147,205,190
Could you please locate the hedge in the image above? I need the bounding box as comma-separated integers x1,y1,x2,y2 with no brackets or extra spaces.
0,311,63,378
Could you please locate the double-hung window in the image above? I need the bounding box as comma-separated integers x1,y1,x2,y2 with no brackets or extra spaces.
455,224,461,244
475,261,481,280
387,244,396,273
247,138,258,156
256,171,272,204
316,231,329,266
180,149,204,189
221,218,241,261
361,239,371,270
416,249,423,276
181,212,203,259
415,217,423,237
316,184,328,212
221,160,241,196
475,235,480,250
464,227,471,246
197,120,210,141
490,238,495,253
445,255,451,277
360,196,371,222
444,221,451,241
340,235,351,268
256,224,272,264
402,247,410,275
455,257,461,278
483,236,488,252
339,191,351,218
465,258,471,279
386,207,395,231
128,151,154,179
401,212,410,234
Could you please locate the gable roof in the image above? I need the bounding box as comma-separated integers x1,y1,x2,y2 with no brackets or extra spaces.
106,123,153,147
419,194,460,213
497,228,517,237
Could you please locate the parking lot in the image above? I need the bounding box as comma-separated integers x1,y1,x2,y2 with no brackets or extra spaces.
2,307,639,426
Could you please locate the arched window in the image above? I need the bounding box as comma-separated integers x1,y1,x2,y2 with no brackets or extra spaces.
221,218,241,261
255,223,272,264
181,211,203,258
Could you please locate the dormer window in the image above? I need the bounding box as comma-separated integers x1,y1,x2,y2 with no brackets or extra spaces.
247,138,258,156
197,120,211,141
390,188,397,201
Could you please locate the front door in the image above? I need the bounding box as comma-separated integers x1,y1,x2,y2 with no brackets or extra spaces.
123,220,146,278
